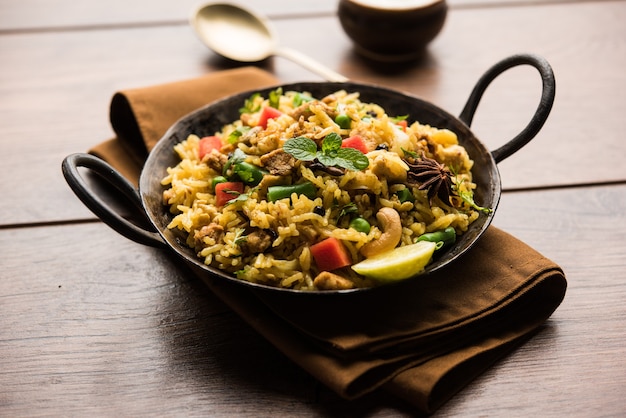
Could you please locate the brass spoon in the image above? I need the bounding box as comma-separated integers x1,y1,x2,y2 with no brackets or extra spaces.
190,3,348,82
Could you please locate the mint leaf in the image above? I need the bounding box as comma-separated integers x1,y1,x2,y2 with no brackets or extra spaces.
283,137,317,161
283,133,369,171
321,133,342,154
316,153,337,167
336,148,369,171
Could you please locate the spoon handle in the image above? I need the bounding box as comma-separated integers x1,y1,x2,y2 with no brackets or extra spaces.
274,46,348,82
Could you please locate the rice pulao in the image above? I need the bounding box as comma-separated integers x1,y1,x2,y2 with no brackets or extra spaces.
161,88,490,291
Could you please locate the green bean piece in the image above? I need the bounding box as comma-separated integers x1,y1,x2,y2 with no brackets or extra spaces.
416,226,456,248
349,217,371,234
267,182,317,202
234,162,267,186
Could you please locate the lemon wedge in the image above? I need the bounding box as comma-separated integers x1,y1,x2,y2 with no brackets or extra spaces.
351,241,437,282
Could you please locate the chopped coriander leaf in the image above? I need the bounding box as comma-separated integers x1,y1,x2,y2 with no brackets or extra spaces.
292,92,314,107
390,115,409,122
227,126,251,144
225,189,252,206
269,87,283,109
452,175,492,214
401,147,420,159
456,187,492,214
233,228,248,246
239,93,261,114
338,202,358,219
222,148,248,176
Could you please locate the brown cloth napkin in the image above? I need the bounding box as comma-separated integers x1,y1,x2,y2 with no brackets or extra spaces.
89,67,567,414
90,67,280,185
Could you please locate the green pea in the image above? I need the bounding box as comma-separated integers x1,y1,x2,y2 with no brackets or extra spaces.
211,175,228,191
349,217,371,234
334,114,352,129
416,226,456,248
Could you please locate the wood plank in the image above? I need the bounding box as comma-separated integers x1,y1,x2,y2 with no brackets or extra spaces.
1,1,624,225
0,222,413,416
0,222,316,416
0,1,605,31
439,182,626,416
0,0,338,31
334,0,626,190
1,184,625,416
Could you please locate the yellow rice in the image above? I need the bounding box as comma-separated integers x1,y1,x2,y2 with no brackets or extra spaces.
161,89,481,290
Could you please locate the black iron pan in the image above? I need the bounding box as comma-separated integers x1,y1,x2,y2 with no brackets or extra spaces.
62,54,555,295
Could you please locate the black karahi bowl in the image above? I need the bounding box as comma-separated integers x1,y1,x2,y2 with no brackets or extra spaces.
63,54,555,295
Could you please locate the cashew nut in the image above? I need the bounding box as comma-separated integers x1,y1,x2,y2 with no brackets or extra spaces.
360,207,402,257
313,271,355,290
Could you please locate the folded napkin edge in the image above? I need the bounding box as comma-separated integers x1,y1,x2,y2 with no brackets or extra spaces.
283,265,567,400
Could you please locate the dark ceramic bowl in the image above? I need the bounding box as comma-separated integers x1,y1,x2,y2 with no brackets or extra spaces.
338,0,448,62
63,54,555,295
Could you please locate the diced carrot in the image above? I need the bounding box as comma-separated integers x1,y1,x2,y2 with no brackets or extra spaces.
214,181,244,206
396,119,408,132
198,135,223,159
257,107,283,129
310,237,352,271
341,135,369,154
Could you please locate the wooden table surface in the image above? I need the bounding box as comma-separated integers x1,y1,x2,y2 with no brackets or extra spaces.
2,0,625,416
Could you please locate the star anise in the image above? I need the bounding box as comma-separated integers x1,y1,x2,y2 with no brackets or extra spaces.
406,154,454,205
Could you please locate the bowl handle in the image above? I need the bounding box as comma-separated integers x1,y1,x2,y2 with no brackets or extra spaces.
458,53,556,163
62,153,167,248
